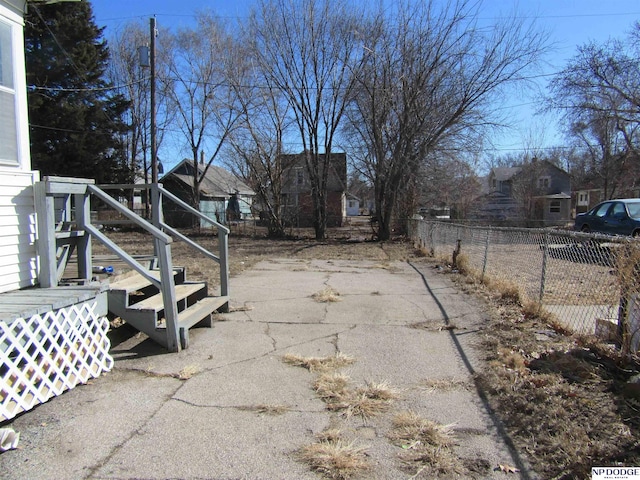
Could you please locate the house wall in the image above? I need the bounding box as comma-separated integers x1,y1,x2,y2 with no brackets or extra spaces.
0,2,38,294
0,167,38,293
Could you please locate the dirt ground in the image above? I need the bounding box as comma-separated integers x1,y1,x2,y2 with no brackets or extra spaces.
93,222,640,479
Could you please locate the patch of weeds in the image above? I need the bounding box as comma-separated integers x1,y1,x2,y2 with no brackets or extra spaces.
312,286,342,303
313,374,398,420
282,352,355,372
388,411,462,477
314,372,351,401
237,404,290,416
297,430,370,480
483,275,522,304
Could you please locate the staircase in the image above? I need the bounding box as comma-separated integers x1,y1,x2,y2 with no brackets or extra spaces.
35,177,231,353
107,267,229,350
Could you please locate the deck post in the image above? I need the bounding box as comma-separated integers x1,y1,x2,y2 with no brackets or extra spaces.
75,191,92,281
34,181,57,288
219,232,229,312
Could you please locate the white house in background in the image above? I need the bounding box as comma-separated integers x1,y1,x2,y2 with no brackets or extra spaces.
346,193,360,216
0,0,38,294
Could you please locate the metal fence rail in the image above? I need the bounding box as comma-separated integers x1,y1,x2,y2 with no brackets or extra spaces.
409,220,640,350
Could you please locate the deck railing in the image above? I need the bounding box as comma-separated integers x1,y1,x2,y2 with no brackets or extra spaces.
34,176,230,352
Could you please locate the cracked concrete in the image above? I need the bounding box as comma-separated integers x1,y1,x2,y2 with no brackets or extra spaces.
0,258,536,480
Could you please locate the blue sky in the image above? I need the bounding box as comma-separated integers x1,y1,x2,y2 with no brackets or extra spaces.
90,0,640,165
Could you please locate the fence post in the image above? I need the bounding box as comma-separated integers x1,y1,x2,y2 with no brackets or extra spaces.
539,231,549,303
481,227,490,282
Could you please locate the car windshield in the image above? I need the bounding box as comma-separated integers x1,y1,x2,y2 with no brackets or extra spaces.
626,202,640,219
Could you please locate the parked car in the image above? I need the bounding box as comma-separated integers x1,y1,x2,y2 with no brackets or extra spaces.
574,199,640,236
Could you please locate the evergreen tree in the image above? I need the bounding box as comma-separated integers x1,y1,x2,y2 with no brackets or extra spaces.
25,1,131,184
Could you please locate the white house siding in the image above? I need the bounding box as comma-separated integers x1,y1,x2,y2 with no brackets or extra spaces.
0,169,38,293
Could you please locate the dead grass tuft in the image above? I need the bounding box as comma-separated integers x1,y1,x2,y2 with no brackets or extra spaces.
389,411,462,476
420,377,471,392
238,404,290,416
483,275,522,304
312,286,342,302
228,304,254,312
409,320,457,331
177,364,200,380
453,252,470,274
314,372,351,401
298,438,370,480
282,352,355,372
335,382,398,419
314,375,398,419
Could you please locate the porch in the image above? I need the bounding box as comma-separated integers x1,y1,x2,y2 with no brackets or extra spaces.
1,176,230,422
0,284,111,422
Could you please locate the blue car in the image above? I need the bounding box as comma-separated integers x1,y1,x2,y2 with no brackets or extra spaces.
574,199,640,237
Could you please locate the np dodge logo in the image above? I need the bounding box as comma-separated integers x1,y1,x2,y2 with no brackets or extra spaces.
592,467,640,479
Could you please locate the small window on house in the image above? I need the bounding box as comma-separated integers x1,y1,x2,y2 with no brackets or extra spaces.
0,19,18,165
296,169,304,185
550,200,561,213
538,177,550,189
492,178,497,189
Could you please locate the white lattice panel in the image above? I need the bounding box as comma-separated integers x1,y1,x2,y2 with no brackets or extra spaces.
0,301,113,422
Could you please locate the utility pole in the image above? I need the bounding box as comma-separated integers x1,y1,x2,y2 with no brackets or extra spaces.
150,16,158,184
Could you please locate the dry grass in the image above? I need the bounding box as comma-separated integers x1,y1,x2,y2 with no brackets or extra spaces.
441,259,640,479
237,404,290,416
419,377,471,392
314,372,351,401
177,364,200,380
282,352,355,373
409,320,457,331
298,431,370,480
388,411,462,476
313,374,398,420
312,286,342,303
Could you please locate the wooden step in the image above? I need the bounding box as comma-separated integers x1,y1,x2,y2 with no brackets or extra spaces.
177,296,229,349
128,282,206,312
108,268,184,294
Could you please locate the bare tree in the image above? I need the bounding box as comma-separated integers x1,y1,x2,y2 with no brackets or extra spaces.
165,12,241,210
224,36,296,237
346,0,549,240
547,28,640,199
107,22,175,212
249,0,365,239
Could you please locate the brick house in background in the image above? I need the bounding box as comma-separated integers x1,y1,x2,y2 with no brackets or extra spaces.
279,151,347,227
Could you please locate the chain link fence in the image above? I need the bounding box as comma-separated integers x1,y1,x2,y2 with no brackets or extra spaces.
408,219,640,353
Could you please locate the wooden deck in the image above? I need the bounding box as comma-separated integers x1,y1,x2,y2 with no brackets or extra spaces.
0,283,108,322
0,282,113,422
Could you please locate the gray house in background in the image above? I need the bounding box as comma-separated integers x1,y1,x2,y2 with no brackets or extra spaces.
474,160,572,226
160,159,255,227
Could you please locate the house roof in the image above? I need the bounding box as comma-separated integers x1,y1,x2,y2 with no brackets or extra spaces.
161,159,254,198
492,167,521,181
